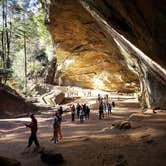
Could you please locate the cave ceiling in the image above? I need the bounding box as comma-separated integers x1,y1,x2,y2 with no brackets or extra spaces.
79,0,166,69
47,0,141,92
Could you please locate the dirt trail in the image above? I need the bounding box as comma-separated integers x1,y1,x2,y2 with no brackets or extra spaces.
0,96,166,166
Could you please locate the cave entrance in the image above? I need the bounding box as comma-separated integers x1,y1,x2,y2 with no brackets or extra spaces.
44,0,166,110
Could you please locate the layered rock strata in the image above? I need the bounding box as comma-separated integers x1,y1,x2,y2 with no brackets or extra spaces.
44,0,166,109
80,0,166,109
47,0,138,92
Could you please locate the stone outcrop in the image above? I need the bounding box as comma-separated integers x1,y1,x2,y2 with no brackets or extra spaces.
79,0,166,109
29,83,65,105
44,0,166,109
40,90,65,105
0,156,21,166
41,151,64,164
0,84,37,118
47,0,138,92
80,0,166,69
112,120,131,130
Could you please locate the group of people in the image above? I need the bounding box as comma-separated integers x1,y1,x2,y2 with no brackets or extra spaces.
24,107,63,149
71,103,90,123
24,103,91,148
24,94,115,148
98,94,115,119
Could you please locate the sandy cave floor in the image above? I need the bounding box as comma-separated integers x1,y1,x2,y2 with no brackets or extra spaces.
0,95,166,166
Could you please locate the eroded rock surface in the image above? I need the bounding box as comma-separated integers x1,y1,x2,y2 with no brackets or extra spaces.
79,0,166,109
47,0,138,92
44,0,166,109
0,84,37,118
40,90,65,105
80,0,166,69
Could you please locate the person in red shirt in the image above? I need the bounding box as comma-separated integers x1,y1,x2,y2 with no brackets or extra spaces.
25,114,40,148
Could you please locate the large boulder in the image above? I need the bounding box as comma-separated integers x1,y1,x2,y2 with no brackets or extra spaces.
41,151,64,164
79,0,166,109
112,120,131,130
29,84,65,105
46,0,138,92
0,156,21,166
54,92,65,104
0,84,37,118
44,0,166,109
40,90,65,105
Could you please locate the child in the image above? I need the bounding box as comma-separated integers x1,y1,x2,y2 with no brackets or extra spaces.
52,112,60,143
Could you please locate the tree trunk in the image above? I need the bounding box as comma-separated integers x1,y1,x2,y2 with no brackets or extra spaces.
23,31,27,94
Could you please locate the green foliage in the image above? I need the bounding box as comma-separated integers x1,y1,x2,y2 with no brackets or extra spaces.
0,0,54,88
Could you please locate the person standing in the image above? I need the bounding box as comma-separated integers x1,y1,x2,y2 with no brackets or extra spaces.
57,112,63,142
112,101,115,107
71,105,76,122
82,104,87,118
107,103,112,117
58,106,63,116
25,114,40,148
80,107,84,123
51,112,60,143
103,102,107,113
76,103,81,118
105,94,109,104
97,94,101,103
99,103,104,120
85,105,90,120
57,106,63,141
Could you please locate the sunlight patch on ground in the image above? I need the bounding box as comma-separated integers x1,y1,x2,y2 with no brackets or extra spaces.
0,118,30,122
0,126,25,133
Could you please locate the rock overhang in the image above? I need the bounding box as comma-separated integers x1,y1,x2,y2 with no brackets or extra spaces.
46,0,139,92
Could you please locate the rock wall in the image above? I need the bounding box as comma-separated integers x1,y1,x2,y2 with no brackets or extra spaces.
79,0,166,69
44,0,166,109
47,0,138,92
79,0,166,109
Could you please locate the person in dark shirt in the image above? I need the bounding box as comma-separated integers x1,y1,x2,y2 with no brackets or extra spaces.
107,103,112,117
25,114,40,148
71,105,76,122
85,105,90,120
58,106,63,116
52,112,60,143
99,103,104,120
112,101,115,107
76,103,81,118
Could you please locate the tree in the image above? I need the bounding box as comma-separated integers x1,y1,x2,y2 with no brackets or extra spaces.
0,0,54,90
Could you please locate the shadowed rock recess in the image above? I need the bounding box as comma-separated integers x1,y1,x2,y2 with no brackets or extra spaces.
45,0,166,109
0,84,37,118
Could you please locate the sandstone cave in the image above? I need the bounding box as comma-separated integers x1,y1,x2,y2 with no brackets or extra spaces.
0,0,166,166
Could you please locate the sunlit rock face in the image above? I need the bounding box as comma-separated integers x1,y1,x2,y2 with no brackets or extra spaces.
79,0,166,109
47,0,138,92
80,0,166,69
